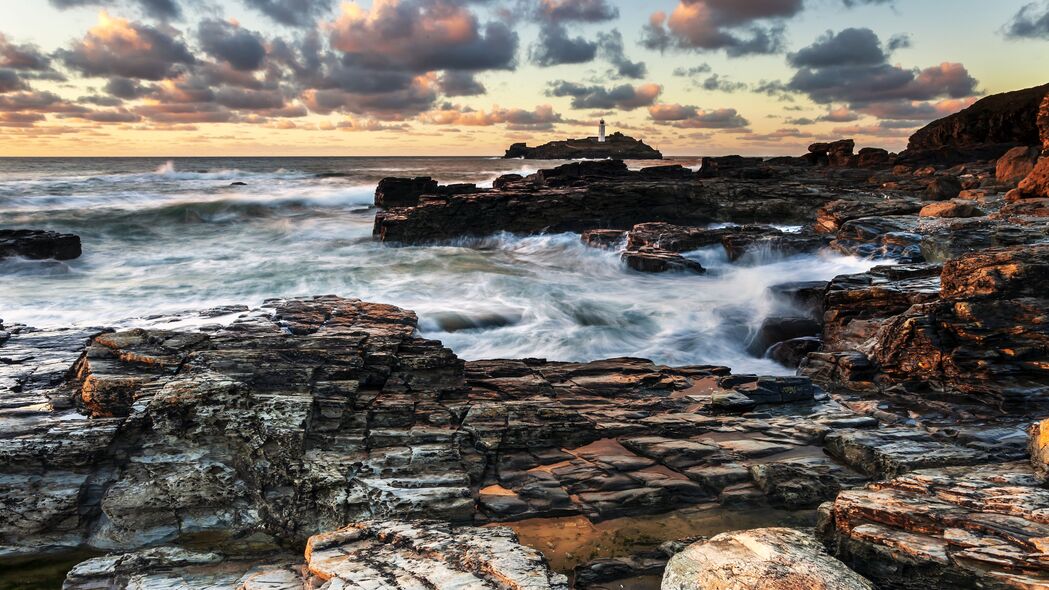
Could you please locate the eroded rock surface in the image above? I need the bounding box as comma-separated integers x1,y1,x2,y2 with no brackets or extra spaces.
662,527,874,590
0,229,82,261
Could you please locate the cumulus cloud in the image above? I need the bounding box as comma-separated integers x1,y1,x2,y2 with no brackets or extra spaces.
0,34,53,71
243,0,336,27
197,20,266,71
59,12,195,80
530,25,598,66
536,0,619,22
1003,1,1049,39
0,70,28,93
49,0,181,20
437,71,486,96
649,102,749,128
421,103,563,130
784,28,978,108
596,30,646,79
547,81,662,110
641,0,804,56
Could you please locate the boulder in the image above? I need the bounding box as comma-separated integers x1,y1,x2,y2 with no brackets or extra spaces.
767,337,822,368
623,247,705,274
814,198,922,234
918,200,984,218
924,176,962,201
807,139,856,167
995,145,1041,184
1017,156,1049,199
0,229,82,261
746,316,821,357
374,176,438,209
581,229,627,249
662,528,874,590
856,147,891,168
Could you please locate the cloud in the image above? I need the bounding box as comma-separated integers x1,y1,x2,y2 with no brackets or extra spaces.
329,0,518,74
699,73,746,92
536,0,618,22
641,0,804,56
783,29,978,109
0,70,29,93
0,34,53,71
548,81,662,110
421,103,563,130
437,71,486,96
530,25,598,66
788,28,887,68
596,30,646,79
243,0,336,27
59,12,195,80
817,106,860,122
1003,1,1049,39
49,0,181,19
673,64,712,76
197,20,267,71
649,103,749,128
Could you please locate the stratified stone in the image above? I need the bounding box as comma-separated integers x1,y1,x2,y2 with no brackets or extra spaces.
819,462,1049,589
823,428,987,479
623,248,705,274
1029,418,1049,483
581,229,627,250
374,176,438,209
662,528,874,590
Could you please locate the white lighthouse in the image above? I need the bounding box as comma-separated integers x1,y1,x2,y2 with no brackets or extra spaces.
598,119,606,143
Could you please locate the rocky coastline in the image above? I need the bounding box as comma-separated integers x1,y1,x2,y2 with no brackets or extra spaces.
2,84,1049,589
504,132,663,160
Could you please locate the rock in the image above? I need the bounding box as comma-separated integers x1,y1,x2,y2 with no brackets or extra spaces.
856,147,891,168
1040,92,1049,153
375,162,849,244
824,428,987,479
924,176,962,201
374,176,439,209
720,229,830,262
306,520,568,589
626,222,731,252
997,197,1049,217
814,197,922,234
918,200,984,218
1017,156,1049,198
819,462,1049,589
749,457,857,509
905,83,1049,154
623,248,705,274
696,155,767,179
768,281,829,320
505,132,662,160
995,145,1041,184
662,528,874,590
229,181,247,186
1029,418,1049,483
581,229,627,249
807,139,856,167
940,243,1049,300
767,337,822,368
63,547,296,590
746,316,821,357
830,215,924,262
0,229,82,261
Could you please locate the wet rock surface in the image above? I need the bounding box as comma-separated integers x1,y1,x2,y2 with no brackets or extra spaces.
0,229,82,261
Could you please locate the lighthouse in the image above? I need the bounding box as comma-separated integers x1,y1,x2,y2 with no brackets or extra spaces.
598,119,606,143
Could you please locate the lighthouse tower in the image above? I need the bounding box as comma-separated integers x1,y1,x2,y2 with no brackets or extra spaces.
598,119,606,143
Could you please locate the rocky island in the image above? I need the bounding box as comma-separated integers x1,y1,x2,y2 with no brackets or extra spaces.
2,83,1049,590
505,131,663,160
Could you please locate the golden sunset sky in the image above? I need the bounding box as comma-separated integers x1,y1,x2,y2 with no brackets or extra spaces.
1,0,1048,156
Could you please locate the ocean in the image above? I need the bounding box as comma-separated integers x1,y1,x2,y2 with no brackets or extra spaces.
0,156,881,375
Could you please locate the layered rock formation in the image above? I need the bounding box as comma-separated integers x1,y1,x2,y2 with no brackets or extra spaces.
64,520,568,590
0,229,81,261
505,132,662,160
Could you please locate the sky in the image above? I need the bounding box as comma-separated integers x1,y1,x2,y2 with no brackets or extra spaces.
0,0,1048,157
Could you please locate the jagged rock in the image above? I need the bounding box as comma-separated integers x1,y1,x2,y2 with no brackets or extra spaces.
581,229,627,249
996,145,1041,185
905,83,1049,155
998,197,1049,217
767,337,822,368
807,139,856,167
746,317,821,357
924,176,963,201
814,198,922,234
918,200,984,218
1017,156,1049,199
626,222,734,252
0,229,82,261
856,147,891,168
1029,418,1049,483
696,155,767,179
720,229,830,262
769,281,829,320
1039,92,1049,153
831,216,924,262
662,528,874,590
505,132,662,160
374,176,439,209
917,216,1049,262
375,162,849,244
623,248,705,274
819,462,1049,589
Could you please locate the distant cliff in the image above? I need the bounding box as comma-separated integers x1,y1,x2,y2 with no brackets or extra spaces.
504,132,663,160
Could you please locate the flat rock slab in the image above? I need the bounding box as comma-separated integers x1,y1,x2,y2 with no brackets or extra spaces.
820,462,1049,589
